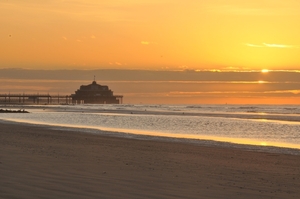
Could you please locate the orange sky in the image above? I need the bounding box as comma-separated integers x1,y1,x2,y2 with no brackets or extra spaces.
1,0,300,71
1,1,300,104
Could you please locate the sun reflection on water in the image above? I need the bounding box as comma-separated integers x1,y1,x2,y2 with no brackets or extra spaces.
3,117,300,150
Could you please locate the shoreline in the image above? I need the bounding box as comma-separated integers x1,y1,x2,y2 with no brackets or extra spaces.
1,119,300,156
1,120,300,198
2,104,300,123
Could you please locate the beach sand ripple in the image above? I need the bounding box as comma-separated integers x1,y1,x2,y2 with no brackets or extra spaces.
1,122,300,199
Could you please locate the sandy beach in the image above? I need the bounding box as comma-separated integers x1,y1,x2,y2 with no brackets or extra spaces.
1,121,300,199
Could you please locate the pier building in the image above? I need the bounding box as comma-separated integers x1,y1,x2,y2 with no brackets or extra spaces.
71,80,123,104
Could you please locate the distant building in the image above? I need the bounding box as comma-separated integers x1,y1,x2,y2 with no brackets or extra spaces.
71,80,123,104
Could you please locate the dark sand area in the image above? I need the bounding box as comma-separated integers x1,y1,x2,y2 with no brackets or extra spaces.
1,121,300,199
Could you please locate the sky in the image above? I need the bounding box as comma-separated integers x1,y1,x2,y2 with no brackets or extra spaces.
1,1,300,104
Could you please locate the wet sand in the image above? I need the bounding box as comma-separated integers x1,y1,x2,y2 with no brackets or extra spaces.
1,121,300,199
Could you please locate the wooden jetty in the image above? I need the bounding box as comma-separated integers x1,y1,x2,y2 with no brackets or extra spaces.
0,94,72,105
0,109,29,113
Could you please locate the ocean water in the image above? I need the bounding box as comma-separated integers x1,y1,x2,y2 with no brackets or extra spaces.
1,104,300,154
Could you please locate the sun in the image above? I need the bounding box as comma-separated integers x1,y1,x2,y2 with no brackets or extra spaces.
261,69,269,73
260,142,268,146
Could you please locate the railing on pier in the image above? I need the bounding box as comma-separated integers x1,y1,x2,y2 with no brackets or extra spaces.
0,94,72,105
0,93,124,104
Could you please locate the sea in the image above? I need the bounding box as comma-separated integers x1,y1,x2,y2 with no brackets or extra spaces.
1,104,300,155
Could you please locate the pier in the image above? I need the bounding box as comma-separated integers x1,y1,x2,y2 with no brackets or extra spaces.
0,94,72,104
0,93,123,105
0,80,124,105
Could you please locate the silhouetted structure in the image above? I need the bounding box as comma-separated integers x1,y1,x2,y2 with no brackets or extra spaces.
0,79,123,105
0,93,71,104
0,109,29,113
71,80,123,104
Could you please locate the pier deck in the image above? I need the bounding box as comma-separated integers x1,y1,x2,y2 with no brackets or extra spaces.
0,94,72,104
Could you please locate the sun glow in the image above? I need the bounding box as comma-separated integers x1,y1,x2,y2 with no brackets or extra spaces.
260,142,268,146
261,69,269,73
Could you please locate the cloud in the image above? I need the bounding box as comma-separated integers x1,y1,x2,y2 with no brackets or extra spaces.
109,62,125,66
262,43,299,48
141,41,150,45
266,90,300,94
210,5,267,16
141,41,158,45
178,65,189,70
206,1,300,16
245,43,264,48
245,43,299,49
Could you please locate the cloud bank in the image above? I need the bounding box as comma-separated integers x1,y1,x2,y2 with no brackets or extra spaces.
245,43,299,49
